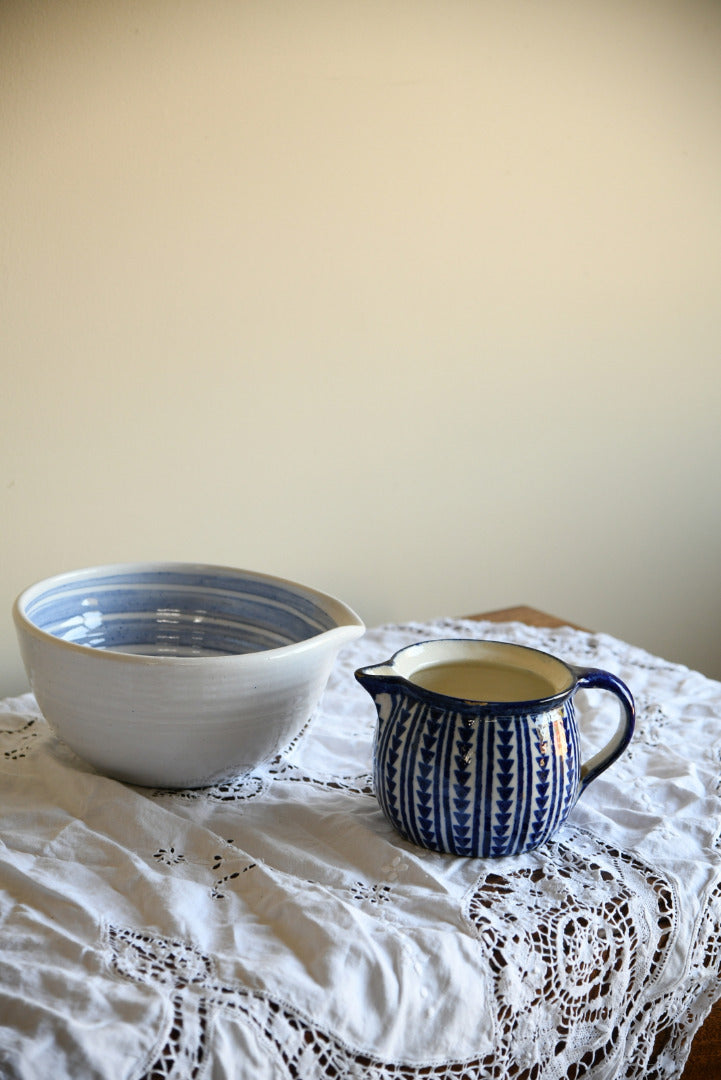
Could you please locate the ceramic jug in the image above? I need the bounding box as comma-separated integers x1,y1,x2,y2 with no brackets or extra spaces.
355,639,635,857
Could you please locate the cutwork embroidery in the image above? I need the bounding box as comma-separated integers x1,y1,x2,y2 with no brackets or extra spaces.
105,925,507,1079
152,772,270,803
149,756,373,803
464,827,677,1074
153,847,186,866
1,717,39,761
151,839,258,901
7,619,721,1079
211,862,256,901
104,858,690,1080
208,841,257,900
269,757,374,796
350,882,392,905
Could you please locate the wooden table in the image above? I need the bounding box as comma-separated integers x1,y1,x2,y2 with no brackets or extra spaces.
473,606,721,1079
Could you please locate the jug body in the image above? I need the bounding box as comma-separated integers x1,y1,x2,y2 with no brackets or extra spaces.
355,639,634,857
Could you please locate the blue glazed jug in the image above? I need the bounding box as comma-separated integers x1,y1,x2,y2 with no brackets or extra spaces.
355,639,635,857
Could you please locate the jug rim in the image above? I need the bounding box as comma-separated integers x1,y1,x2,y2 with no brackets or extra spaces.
355,637,577,714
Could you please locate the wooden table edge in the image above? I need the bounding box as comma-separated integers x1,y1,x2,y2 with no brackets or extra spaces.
466,605,587,631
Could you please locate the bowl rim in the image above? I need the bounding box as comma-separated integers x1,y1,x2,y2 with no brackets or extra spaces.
13,561,365,665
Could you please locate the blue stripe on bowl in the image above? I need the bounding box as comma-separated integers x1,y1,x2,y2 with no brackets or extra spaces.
23,567,338,656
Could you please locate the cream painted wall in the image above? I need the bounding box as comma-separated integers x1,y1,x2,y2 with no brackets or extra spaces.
2,0,720,697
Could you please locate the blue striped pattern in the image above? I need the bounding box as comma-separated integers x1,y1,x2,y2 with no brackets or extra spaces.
374,690,580,857
21,566,338,657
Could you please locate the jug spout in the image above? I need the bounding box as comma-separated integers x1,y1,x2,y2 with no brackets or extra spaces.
354,662,403,728
354,663,396,698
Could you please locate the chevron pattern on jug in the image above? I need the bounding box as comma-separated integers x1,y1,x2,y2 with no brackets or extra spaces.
450,719,475,856
560,707,580,821
375,693,412,836
527,719,552,852
416,709,442,849
490,718,517,857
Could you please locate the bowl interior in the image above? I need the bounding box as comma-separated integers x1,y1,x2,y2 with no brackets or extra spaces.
19,566,340,657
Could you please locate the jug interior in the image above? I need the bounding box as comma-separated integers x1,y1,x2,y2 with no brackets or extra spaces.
410,660,558,702
390,640,575,705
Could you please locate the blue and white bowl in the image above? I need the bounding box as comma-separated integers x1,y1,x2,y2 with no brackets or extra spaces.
14,563,364,788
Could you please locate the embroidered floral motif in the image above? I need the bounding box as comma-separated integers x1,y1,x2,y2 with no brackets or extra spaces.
380,856,409,883
350,881,392,905
622,696,671,763
151,839,258,901
153,847,186,866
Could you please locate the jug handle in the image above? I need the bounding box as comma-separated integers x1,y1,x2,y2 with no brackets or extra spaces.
570,666,635,793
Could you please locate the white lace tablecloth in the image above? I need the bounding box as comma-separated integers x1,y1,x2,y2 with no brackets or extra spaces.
2,618,721,1080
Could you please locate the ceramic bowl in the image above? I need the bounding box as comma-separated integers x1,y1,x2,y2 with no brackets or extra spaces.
13,562,364,788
